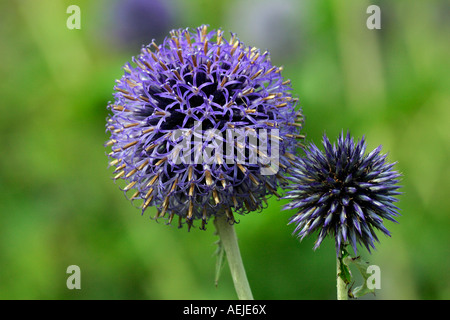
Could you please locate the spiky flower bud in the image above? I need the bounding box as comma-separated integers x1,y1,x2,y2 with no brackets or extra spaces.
283,131,402,255
106,25,303,230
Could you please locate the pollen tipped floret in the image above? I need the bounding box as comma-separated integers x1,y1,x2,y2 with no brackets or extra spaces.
106,25,303,230
283,131,402,255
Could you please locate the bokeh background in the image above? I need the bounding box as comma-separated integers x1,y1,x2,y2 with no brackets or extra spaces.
0,0,449,300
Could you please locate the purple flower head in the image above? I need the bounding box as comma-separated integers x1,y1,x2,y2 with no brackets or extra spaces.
283,131,402,256
106,25,303,230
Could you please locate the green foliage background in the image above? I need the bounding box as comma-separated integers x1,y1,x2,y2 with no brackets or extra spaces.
0,0,448,299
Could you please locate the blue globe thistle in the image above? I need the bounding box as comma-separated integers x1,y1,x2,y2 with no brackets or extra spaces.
106,25,303,230
283,131,402,256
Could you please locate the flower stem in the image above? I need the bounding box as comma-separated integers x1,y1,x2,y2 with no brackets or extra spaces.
336,255,349,300
214,215,254,300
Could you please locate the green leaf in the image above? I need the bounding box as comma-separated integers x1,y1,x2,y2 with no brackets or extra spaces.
347,256,375,298
338,256,352,285
338,246,352,285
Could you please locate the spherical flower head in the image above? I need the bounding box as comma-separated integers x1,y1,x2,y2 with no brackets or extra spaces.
283,131,402,256
106,25,303,230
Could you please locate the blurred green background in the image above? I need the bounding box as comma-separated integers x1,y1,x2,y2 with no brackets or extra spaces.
0,0,449,300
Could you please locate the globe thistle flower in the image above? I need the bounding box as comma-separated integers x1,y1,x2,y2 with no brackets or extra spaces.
283,131,401,256
106,25,303,230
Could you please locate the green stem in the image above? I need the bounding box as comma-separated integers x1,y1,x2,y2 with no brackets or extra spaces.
337,255,349,300
214,215,254,300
